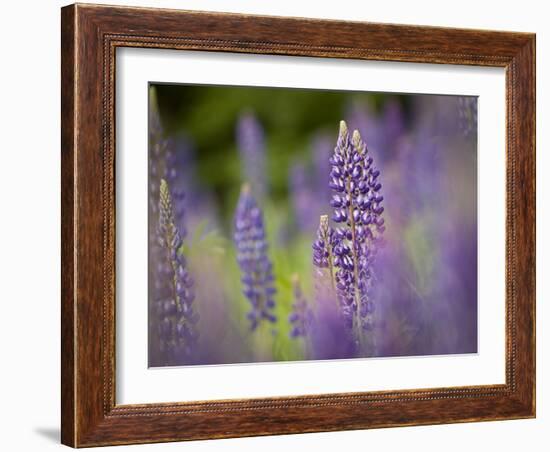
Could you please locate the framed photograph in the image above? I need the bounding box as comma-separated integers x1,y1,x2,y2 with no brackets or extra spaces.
61,3,535,447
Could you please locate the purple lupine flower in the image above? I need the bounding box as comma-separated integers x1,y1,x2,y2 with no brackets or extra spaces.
331,240,356,330
328,120,385,336
149,98,180,364
312,215,332,270
234,184,276,330
236,113,267,198
155,179,199,361
288,275,314,338
312,215,338,297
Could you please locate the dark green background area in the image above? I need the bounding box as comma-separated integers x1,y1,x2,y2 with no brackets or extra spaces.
154,83,409,222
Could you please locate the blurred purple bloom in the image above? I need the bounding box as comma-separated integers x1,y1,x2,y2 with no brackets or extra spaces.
346,102,383,156
312,133,333,203
289,134,334,234
457,97,478,137
155,179,199,361
309,291,357,360
347,98,405,166
382,99,405,150
234,184,277,330
148,110,185,230
237,113,267,198
166,134,220,232
289,161,319,233
288,275,314,338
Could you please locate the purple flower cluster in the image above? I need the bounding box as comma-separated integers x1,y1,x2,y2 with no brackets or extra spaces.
236,113,267,199
288,275,314,338
312,215,336,288
148,101,192,364
313,120,385,342
234,184,277,330
155,179,199,360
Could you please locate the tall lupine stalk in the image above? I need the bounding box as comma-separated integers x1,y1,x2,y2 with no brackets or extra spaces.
288,274,314,339
236,113,267,199
314,120,385,350
148,95,187,364
156,179,199,361
234,184,277,331
312,215,338,305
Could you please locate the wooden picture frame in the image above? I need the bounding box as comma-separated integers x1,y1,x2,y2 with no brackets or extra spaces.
61,3,535,447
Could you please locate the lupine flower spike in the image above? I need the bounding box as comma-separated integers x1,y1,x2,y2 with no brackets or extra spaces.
156,179,199,360
234,183,277,330
325,120,385,345
288,274,314,339
236,113,267,199
312,215,338,304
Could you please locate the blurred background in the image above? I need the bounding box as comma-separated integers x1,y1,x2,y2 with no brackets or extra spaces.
155,84,411,217
149,83,478,367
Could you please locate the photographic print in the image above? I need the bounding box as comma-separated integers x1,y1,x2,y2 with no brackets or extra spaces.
148,83,478,367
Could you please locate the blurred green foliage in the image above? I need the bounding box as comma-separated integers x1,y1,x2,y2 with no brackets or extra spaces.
155,83,409,225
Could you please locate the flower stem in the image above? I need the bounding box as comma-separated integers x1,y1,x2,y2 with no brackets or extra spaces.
327,246,336,292
346,170,361,335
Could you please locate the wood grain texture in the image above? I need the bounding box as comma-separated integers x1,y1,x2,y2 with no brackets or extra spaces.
61,5,76,446
60,3,536,447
